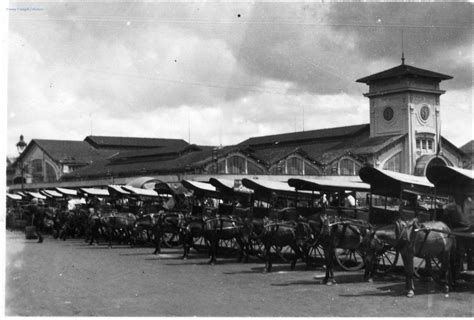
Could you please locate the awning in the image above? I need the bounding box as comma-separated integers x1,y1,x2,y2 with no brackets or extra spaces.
108,185,131,195
79,187,110,197
426,165,474,197
122,186,159,197
359,166,434,198
55,187,78,196
288,177,369,192
7,193,22,200
241,178,314,201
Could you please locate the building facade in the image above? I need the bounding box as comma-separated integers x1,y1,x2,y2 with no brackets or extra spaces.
7,61,469,191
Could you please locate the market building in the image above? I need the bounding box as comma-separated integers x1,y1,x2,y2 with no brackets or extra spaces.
7,60,469,191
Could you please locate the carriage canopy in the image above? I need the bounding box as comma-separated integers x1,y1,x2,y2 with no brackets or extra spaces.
121,186,159,197
359,166,434,198
55,187,78,197
7,193,22,200
241,178,314,201
426,165,474,198
40,189,64,198
288,177,369,192
79,187,110,197
208,178,254,202
107,185,131,196
181,180,226,200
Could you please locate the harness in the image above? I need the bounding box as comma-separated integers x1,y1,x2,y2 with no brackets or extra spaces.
205,217,241,231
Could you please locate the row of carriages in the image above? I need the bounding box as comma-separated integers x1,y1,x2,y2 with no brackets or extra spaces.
6,165,474,297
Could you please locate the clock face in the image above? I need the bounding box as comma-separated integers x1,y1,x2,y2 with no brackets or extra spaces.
383,107,394,121
420,106,430,121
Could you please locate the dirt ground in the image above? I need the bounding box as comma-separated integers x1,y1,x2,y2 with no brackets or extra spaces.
4,231,474,317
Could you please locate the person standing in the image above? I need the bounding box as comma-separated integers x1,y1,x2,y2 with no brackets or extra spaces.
27,198,44,243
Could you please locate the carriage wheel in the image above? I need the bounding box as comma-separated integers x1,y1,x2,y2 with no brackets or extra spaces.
219,238,239,255
308,244,325,266
334,248,365,271
193,236,207,250
250,239,265,260
375,245,399,275
162,232,182,248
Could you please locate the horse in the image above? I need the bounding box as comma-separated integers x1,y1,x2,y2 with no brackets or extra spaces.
363,219,454,297
151,211,184,255
179,215,206,259
319,214,370,285
259,218,307,272
435,203,473,279
101,211,137,247
203,215,244,264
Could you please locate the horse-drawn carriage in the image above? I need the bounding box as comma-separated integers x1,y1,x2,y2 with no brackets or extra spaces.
288,177,372,272
360,165,474,297
425,165,474,280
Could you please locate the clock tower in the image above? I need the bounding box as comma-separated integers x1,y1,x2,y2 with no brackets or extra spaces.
357,60,452,174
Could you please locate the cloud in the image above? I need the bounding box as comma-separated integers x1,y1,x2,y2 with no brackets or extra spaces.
6,2,472,157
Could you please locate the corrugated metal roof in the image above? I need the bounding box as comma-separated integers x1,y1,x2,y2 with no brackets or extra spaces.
239,124,369,147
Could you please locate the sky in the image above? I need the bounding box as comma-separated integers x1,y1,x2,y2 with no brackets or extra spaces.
5,1,473,157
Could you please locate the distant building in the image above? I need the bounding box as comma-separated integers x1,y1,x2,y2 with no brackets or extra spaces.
9,136,189,187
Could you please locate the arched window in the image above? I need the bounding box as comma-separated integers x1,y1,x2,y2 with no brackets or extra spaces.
227,156,246,174
31,159,43,183
383,152,401,172
339,158,361,176
287,157,304,175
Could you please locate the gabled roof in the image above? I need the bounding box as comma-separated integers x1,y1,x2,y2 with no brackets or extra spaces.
356,63,452,84
19,139,117,165
61,146,216,180
84,135,189,149
239,124,369,148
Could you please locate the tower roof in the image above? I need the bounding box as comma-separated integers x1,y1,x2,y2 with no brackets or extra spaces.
356,63,452,84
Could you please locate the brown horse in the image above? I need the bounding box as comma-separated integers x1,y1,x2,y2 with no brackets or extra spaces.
203,216,244,264
363,219,454,297
319,215,370,285
151,212,185,255
259,219,308,272
179,215,206,260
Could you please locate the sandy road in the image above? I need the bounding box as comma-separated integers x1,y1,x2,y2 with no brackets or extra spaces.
5,231,474,316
